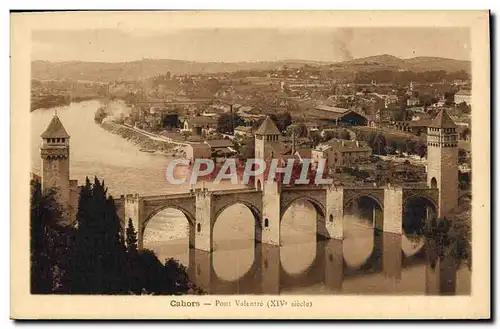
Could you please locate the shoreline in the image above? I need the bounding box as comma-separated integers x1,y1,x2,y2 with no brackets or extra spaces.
99,120,186,156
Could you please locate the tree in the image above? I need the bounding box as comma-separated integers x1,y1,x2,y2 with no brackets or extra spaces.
310,132,322,148
30,180,64,294
32,176,202,296
273,112,292,132
67,177,127,294
205,78,221,95
460,127,471,141
457,102,471,114
217,113,243,134
405,140,416,155
384,145,396,155
339,130,351,140
372,134,387,155
444,91,456,105
181,130,192,141
322,130,336,142
126,218,138,254
415,141,427,159
239,138,255,160
424,208,471,271
296,123,308,138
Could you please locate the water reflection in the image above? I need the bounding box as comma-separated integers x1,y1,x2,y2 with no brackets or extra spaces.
180,231,470,295
142,203,470,296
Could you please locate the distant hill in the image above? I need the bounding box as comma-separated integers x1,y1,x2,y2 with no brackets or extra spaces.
332,54,470,73
31,54,470,82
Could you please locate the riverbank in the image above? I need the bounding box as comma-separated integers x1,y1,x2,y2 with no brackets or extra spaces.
100,121,185,156
31,95,101,112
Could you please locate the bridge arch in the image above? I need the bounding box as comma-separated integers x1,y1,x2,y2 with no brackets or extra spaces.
211,200,263,248
343,192,384,231
402,194,438,235
280,195,327,243
343,193,384,211
140,204,197,261
280,196,326,219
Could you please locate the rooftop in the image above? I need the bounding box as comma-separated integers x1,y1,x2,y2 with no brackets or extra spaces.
314,104,350,114
234,125,253,132
41,114,70,138
204,139,234,148
316,139,371,152
456,89,471,96
186,116,217,126
255,116,281,135
429,109,457,129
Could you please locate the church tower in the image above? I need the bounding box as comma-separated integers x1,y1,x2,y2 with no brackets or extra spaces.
426,109,459,217
40,113,71,206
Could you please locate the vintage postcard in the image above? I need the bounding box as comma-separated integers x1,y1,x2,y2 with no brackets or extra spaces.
11,11,490,319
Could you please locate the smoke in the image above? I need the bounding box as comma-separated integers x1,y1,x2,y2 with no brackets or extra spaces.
108,100,132,117
99,100,133,123
332,28,354,61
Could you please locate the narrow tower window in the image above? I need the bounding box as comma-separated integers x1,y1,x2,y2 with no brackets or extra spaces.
431,177,437,189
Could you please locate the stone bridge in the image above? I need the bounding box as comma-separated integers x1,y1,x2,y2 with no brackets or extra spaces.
115,183,439,251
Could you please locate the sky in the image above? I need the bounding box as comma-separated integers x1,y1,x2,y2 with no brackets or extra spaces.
32,27,471,63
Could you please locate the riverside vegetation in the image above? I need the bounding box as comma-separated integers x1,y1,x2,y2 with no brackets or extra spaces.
30,177,202,295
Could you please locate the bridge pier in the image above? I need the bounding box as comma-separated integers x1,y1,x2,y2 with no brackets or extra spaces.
194,188,213,252
324,239,343,291
124,194,144,249
383,186,403,235
382,232,402,281
189,249,213,293
425,255,458,295
260,244,281,294
325,186,344,240
260,181,281,245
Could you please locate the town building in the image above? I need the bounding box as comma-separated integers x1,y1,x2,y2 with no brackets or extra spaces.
393,119,432,135
204,139,236,161
309,105,370,126
233,125,254,138
312,139,372,170
454,89,472,106
184,143,212,164
181,116,218,136
406,97,419,107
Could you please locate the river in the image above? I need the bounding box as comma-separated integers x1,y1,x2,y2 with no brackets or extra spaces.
30,100,471,295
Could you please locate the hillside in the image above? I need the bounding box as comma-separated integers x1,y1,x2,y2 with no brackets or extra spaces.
329,54,470,73
31,54,470,82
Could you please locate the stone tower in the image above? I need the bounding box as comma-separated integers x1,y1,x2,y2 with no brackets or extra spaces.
254,116,281,161
40,113,71,206
254,116,282,245
426,109,459,217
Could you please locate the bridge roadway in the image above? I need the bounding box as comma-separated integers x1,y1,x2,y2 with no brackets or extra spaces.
115,183,439,251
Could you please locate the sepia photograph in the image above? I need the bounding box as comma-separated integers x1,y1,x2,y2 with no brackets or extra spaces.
10,10,490,319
